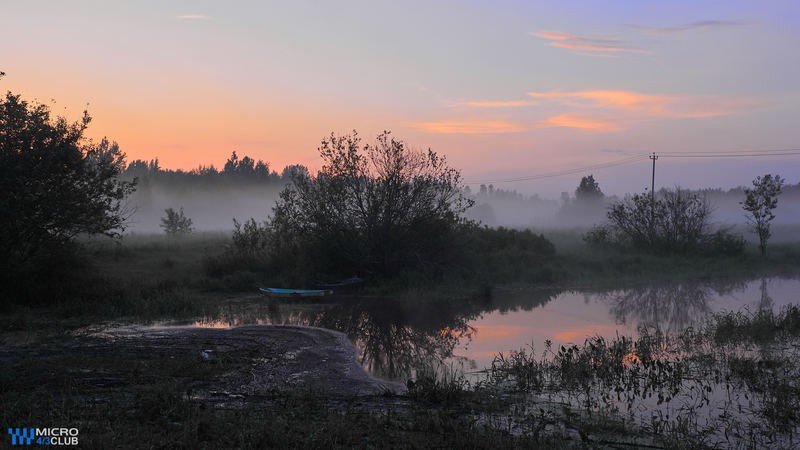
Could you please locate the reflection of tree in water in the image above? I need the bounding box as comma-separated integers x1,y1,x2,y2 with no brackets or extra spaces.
485,287,561,314
298,299,477,380
323,289,560,380
196,288,560,381
272,289,560,381
758,278,774,311
606,280,745,333
197,298,475,380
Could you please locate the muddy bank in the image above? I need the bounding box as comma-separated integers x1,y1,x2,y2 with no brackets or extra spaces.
0,324,406,413
96,324,407,398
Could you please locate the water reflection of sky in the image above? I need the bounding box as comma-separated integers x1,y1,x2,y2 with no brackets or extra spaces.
461,278,800,372
186,277,800,382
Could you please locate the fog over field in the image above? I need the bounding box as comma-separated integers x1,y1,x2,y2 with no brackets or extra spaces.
123,167,800,242
125,183,283,234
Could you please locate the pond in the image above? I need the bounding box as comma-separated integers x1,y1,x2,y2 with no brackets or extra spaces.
187,277,800,383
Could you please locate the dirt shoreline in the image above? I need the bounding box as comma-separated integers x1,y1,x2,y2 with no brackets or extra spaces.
0,323,407,413
106,324,406,397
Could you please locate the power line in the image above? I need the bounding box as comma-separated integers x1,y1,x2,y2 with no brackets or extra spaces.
464,154,648,184
465,148,800,185
661,151,800,158
660,148,800,155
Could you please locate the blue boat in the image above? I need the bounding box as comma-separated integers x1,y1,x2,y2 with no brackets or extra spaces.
259,287,333,298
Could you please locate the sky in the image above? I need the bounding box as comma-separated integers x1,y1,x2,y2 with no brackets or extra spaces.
3,0,800,197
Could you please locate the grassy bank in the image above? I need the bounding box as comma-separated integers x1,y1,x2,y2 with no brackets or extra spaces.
552,241,800,289
6,229,798,321
203,225,800,299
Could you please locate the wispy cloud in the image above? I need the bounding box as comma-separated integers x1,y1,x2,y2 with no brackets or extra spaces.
408,119,525,134
528,90,757,119
538,114,623,132
421,89,756,135
531,31,617,44
177,14,211,20
628,20,748,34
531,30,650,56
459,100,538,108
550,41,650,55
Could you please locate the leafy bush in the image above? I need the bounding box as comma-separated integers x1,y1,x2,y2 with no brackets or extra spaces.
203,218,271,285
582,224,617,249
160,207,193,236
231,218,269,257
459,226,557,283
602,188,743,256
701,229,745,256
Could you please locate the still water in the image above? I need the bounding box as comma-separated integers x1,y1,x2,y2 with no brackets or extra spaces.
190,277,799,382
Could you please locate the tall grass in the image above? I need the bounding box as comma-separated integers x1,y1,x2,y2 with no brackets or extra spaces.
485,306,800,448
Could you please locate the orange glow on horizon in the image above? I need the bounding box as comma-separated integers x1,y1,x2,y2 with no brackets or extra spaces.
3,64,365,172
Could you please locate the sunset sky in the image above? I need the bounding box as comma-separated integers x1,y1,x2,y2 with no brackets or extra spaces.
3,1,799,196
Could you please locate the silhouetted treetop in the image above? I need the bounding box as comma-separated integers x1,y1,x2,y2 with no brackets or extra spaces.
576,175,603,201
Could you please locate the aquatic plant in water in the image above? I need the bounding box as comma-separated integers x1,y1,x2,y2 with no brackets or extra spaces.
484,306,800,448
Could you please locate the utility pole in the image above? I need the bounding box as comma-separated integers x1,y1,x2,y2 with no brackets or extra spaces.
649,152,658,202
649,152,658,242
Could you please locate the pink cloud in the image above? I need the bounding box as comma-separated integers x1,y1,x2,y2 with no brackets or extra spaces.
531,30,650,56
528,90,757,119
408,119,526,134
530,31,617,44
550,41,650,55
539,114,623,132
460,100,538,108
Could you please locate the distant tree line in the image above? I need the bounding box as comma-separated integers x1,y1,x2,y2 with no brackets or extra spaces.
121,152,310,189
